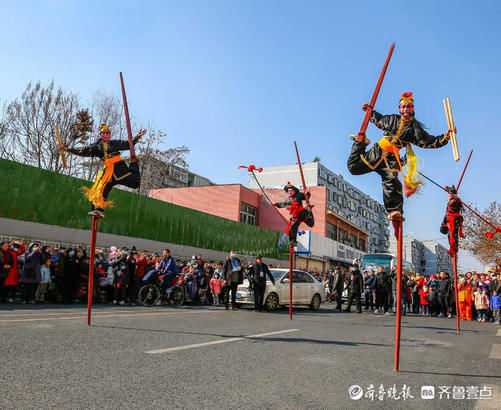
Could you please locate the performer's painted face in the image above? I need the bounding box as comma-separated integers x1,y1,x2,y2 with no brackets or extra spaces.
100,131,111,142
288,188,295,197
399,103,414,120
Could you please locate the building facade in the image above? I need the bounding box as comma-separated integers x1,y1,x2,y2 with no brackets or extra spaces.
248,161,389,253
389,236,453,276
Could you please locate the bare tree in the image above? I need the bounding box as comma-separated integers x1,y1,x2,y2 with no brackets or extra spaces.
135,128,189,196
462,201,501,265
2,81,83,176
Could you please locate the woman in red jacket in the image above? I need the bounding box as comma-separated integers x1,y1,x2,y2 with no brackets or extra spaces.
1,241,26,302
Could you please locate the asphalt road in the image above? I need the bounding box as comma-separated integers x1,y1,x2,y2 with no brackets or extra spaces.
1,303,500,410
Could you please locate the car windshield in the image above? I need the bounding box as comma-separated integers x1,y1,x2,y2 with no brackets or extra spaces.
270,269,285,280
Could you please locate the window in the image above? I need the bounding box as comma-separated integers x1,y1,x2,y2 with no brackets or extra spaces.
240,203,256,225
339,229,347,242
359,238,366,252
350,234,357,248
327,222,337,241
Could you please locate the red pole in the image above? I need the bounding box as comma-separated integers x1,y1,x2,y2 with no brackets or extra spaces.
357,43,395,139
119,72,136,163
452,253,460,333
456,149,473,192
393,216,404,372
289,245,294,320
87,216,99,326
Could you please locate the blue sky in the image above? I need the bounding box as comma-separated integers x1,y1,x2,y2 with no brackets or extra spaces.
2,1,500,270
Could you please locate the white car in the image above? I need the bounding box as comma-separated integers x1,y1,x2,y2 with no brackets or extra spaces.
236,268,326,311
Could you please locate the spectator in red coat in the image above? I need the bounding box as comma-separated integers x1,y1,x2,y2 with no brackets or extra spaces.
420,285,430,316
1,241,26,303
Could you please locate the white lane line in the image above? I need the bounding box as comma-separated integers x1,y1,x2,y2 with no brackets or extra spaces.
488,344,501,359
145,328,300,354
0,310,220,324
497,329,501,337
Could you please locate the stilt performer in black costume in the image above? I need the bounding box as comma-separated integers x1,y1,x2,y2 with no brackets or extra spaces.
347,91,455,220
62,124,146,217
274,183,314,246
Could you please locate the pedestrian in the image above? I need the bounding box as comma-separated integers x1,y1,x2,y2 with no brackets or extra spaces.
210,272,222,306
419,285,430,315
35,258,51,303
344,261,364,313
222,250,243,311
437,272,451,318
490,290,500,325
373,266,390,315
1,241,26,303
475,288,490,322
458,274,473,320
328,267,344,310
248,255,276,312
364,269,375,310
20,242,46,304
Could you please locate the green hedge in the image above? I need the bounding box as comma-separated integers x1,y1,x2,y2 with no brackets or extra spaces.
0,159,285,259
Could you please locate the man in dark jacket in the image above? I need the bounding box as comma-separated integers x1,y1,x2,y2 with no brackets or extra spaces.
364,269,375,310
344,262,364,313
373,266,390,314
328,267,344,310
388,266,409,314
248,255,275,312
222,250,243,310
437,271,451,318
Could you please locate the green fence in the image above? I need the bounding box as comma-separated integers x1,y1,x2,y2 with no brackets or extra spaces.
0,159,285,259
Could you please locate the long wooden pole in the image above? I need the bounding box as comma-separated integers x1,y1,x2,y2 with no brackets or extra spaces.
54,125,67,169
443,98,459,162
393,216,404,372
452,253,460,333
456,150,473,192
289,245,294,320
119,72,137,163
293,141,311,208
357,43,395,140
87,216,99,326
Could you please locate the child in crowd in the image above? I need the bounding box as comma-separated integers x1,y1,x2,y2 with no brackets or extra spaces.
210,272,222,306
428,287,440,316
491,290,500,325
35,258,51,303
475,288,490,322
420,285,429,316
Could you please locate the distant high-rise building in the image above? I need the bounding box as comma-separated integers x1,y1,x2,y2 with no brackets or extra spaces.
248,161,389,253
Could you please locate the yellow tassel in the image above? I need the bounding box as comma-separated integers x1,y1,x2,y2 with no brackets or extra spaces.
81,156,122,209
403,144,422,197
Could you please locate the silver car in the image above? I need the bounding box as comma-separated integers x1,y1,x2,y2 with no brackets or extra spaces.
236,268,326,311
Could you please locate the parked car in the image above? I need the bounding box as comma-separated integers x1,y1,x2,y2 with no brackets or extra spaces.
236,268,326,311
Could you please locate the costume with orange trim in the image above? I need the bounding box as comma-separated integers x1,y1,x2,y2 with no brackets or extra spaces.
67,124,143,217
347,92,450,218
440,185,465,255
274,183,314,245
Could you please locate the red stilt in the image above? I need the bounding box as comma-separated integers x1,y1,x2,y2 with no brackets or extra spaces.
289,245,294,320
393,215,404,372
87,216,99,326
452,253,460,333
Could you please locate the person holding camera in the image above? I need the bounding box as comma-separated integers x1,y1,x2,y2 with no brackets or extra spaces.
20,242,47,304
222,250,243,310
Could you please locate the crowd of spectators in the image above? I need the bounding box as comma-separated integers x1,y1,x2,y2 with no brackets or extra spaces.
1,239,499,325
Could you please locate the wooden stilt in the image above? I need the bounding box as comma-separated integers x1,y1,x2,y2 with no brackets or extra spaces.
392,215,404,372
452,253,460,333
87,216,99,326
289,245,294,320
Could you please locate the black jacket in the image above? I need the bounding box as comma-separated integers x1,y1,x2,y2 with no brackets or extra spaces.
437,278,451,295
369,112,449,149
373,271,390,291
222,257,243,284
328,271,344,292
68,137,140,159
248,262,275,287
345,269,364,294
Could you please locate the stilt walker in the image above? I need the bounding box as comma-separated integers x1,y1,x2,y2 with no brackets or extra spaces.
346,43,456,371
61,73,146,325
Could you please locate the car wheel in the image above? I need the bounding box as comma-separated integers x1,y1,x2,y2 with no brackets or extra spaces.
310,294,321,311
265,293,279,311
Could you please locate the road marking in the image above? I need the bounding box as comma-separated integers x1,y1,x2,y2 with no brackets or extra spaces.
0,310,220,323
488,344,501,359
145,328,300,354
0,309,151,318
497,329,501,337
